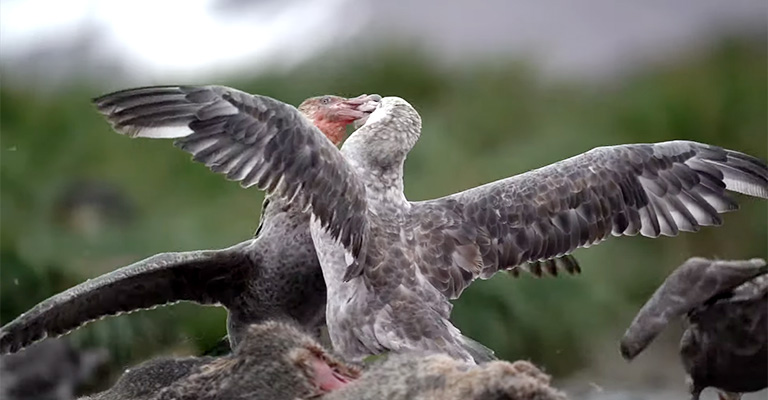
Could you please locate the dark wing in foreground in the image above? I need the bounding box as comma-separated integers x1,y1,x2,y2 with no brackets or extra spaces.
0,241,254,354
619,257,768,360
93,85,368,261
411,141,767,298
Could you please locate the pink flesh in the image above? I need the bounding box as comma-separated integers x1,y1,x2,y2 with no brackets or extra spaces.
311,357,353,392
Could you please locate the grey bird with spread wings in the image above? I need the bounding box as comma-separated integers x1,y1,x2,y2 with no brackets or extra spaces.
309,98,767,363
620,257,768,400
12,93,765,364
0,88,380,355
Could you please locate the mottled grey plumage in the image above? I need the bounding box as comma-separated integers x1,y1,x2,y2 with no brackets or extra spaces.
0,87,379,354
620,257,768,400
306,97,768,364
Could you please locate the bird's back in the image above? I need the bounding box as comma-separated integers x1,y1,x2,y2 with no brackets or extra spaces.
228,196,327,341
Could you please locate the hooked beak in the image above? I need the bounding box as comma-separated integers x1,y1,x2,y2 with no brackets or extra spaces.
343,94,381,108
340,94,381,129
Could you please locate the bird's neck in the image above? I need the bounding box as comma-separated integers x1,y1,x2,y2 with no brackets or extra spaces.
340,128,411,205
347,156,409,209
314,118,346,146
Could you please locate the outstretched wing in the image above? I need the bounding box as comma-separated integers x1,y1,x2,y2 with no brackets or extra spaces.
619,257,768,360
0,241,255,354
410,141,767,298
93,85,368,261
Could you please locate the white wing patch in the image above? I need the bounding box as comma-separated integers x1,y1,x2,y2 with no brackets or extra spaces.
344,249,355,267
129,125,193,139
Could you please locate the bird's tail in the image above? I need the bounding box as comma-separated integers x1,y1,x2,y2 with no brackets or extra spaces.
462,335,497,363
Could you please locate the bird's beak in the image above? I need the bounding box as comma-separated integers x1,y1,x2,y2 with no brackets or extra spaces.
341,94,381,129
343,94,381,108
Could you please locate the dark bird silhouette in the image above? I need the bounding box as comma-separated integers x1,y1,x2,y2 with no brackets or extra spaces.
0,89,380,355
620,257,768,400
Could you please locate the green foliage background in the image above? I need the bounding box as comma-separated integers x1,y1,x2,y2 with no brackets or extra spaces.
1,38,766,388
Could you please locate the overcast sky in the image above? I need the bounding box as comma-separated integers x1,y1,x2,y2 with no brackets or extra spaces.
0,0,367,80
0,0,765,84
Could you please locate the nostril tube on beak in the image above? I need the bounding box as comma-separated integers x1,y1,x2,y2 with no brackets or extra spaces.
343,94,381,108
356,95,381,113
342,95,368,106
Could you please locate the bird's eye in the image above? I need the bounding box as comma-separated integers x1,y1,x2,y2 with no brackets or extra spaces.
320,96,332,105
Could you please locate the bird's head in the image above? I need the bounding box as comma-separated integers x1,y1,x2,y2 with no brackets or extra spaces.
341,96,422,171
299,94,381,145
358,96,420,130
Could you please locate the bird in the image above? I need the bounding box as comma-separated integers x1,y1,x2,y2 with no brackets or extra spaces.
82,320,565,400
620,257,768,400
40,91,767,365
0,89,381,355
84,321,361,400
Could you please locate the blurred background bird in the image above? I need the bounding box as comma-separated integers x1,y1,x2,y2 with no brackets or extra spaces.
620,258,767,400
1,1,766,399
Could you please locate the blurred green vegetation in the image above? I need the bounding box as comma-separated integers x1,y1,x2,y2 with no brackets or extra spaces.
1,37,765,385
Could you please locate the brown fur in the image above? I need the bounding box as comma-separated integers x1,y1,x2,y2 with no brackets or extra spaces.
326,353,567,400
82,321,564,400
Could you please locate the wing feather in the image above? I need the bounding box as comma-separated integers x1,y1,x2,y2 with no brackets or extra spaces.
411,141,767,298
0,241,255,354
94,86,368,261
